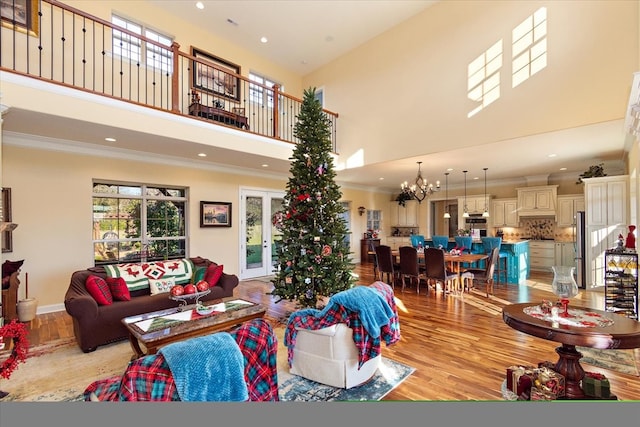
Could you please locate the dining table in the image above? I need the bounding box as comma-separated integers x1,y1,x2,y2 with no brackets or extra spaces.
391,249,488,292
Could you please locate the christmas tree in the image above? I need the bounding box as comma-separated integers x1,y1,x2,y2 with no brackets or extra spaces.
270,87,355,308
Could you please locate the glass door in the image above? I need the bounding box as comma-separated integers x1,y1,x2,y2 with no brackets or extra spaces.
239,188,285,280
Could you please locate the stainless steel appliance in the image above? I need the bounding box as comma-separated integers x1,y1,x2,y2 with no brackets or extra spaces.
574,211,586,288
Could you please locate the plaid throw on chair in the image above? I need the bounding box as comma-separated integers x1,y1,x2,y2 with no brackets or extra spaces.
83,318,279,401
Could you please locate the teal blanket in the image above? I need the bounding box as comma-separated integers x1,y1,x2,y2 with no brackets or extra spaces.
158,332,248,401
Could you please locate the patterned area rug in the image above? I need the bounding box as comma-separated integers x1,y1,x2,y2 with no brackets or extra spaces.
278,357,414,401
576,347,640,376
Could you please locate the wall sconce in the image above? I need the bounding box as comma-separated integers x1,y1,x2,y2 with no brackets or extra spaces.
358,206,366,216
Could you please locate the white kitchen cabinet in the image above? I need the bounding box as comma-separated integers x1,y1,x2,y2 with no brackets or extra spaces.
389,200,418,226
556,195,585,227
491,198,518,228
583,175,629,288
516,185,558,217
529,240,555,271
554,242,576,267
458,196,488,216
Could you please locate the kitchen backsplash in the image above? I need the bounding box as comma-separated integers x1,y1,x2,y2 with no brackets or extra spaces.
499,218,576,242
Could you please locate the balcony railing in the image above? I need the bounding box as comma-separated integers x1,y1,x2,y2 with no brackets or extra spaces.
0,0,338,151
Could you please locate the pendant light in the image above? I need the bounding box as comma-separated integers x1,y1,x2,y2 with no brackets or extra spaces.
462,170,469,218
482,167,490,217
443,172,451,219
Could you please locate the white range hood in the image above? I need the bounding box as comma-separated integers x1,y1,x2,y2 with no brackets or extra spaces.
516,176,558,219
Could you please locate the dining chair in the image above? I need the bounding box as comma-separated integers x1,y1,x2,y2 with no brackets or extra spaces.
410,234,425,249
423,247,459,297
481,237,508,285
463,247,499,297
398,245,428,293
431,235,450,251
374,245,399,287
454,236,473,252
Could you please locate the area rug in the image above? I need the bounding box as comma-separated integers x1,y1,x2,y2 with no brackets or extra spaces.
0,327,415,402
278,357,415,401
577,347,640,376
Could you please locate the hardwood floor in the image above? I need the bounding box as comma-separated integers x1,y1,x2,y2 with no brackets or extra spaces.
19,263,640,401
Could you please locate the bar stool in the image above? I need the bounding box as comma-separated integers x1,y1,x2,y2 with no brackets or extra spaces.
481,237,508,284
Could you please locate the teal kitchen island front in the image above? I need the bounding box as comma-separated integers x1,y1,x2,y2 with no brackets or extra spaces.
500,240,530,284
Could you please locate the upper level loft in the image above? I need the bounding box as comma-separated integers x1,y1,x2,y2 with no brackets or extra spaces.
0,0,338,152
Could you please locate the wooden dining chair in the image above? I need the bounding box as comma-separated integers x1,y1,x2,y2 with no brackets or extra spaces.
423,247,459,297
398,245,428,293
374,245,399,287
463,247,499,297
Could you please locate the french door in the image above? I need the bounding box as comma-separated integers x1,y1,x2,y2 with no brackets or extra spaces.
239,188,285,280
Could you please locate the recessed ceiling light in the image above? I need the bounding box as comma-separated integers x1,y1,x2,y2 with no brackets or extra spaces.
548,153,557,158
262,164,269,168
105,137,116,142
260,36,268,43
195,2,204,10
379,177,384,181
446,168,453,172
560,167,567,171
197,153,207,157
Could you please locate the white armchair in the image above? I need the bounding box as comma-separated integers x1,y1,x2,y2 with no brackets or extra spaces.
284,281,400,389
289,323,381,389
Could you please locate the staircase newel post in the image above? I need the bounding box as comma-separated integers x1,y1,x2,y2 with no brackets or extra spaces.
171,41,181,113
272,84,280,139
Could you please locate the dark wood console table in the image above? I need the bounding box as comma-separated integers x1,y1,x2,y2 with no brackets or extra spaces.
189,103,249,130
503,302,640,399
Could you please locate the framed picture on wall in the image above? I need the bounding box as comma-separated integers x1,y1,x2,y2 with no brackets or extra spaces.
1,0,39,36
200,201,232,227
191,47,241,102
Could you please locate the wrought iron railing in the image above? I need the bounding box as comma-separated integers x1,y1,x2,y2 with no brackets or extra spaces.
0,0,338,151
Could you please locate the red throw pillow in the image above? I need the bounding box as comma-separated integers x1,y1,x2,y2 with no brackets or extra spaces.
85,275,113,305
204,263,224,287
106,277,131,301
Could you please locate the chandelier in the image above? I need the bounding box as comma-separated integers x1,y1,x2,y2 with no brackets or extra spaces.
400,161,440,203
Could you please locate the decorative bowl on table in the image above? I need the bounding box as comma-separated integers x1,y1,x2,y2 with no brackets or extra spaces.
195,304,215,315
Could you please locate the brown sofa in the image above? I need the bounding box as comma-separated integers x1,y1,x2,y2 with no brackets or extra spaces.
64,257,239,353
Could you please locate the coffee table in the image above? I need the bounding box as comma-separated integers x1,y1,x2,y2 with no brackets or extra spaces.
122,297,266,359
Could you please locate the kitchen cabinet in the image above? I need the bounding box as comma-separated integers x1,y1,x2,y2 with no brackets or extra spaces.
516,185,558,217
491,198,518,228
529,240,555,271
386,236,411,251
583,175,629,288
556,195,585,227
389,200,418,226
458,196,488,216
554,242,576,267
604,251,638,320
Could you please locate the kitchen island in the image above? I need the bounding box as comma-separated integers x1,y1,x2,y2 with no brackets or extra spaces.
424,238,530,285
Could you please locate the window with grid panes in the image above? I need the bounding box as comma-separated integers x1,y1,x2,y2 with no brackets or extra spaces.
112,15,173,73
92,181,188,265
249,72,282,107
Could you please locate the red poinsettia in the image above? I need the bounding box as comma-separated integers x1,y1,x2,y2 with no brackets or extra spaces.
0,320,30,380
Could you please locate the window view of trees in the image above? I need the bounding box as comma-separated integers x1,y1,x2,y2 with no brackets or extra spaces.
92,182,187,265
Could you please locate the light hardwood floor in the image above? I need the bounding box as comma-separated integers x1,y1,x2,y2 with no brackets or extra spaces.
19,262,640,401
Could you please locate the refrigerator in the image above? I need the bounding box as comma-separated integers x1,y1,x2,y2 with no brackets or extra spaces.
574,211,586,288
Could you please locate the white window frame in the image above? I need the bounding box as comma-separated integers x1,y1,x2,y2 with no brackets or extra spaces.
112,14,174,73
249,71,283,107
92,181,188,265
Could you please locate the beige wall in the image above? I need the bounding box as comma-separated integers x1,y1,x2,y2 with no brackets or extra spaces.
1,142,393,310
303,0,638,169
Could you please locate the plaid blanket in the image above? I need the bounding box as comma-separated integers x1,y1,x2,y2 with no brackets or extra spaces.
285,281,400,369
83,318,279,401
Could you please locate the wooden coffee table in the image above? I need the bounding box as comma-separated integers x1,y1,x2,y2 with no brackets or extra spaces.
122,297,266,359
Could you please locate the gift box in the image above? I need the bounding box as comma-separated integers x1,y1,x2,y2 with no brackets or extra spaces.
506,365,535,396
533,366,565,398
582,372,610,398
530,387,556,401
